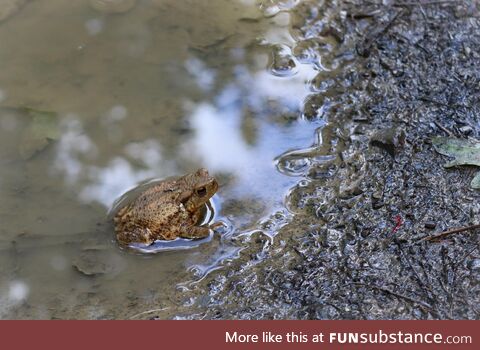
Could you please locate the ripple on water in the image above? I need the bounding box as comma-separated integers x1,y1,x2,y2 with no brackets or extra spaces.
268,44,299,77
259,0,300,18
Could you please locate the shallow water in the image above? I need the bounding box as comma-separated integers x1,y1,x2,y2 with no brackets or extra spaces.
0,0,325,318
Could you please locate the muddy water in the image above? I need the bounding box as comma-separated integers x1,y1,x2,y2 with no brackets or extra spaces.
0,0,324,318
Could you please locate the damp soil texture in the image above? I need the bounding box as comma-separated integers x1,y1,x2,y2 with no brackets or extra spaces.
1,0,479,320
169,0,480,320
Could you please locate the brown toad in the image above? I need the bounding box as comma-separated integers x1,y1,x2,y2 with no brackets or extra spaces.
114,168,218,245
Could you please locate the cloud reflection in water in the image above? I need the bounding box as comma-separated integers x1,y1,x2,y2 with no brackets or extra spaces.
183,63,318,208
52,57,318,219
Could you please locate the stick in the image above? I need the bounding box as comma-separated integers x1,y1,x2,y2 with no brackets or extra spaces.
433,120,453,136
394,1,460,7
351,282,433,309
357,10,405,57
424,224,480,241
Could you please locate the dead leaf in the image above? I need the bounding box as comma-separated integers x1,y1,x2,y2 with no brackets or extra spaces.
432,136,480,189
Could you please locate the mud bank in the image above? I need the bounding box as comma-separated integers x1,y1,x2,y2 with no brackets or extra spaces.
168,1,480,320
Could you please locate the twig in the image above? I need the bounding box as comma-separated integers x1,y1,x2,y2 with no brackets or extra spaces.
129,307,169,319
394,239,435,304
419,96,449,107
357,10,405,57
351,282,433,309
453,244,479,269
394,1,461,7
348,9,382,19
424,224,480,242
433,120,453,136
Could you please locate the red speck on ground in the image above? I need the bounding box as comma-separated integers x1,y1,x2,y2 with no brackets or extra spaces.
392,215,403,234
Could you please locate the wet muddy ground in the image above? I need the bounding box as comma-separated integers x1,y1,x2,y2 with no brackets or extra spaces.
1,0,479,319
165,0,480,320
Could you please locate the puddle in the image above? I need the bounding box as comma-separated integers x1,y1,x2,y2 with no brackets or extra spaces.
0,0,323,318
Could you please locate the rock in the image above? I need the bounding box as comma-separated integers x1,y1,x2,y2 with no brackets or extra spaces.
72,251,113,276
459,125,473,135
424,221,436,229
370,127,405,157
339,178,363,199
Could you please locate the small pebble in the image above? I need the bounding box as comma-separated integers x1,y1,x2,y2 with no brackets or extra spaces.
459,125,473,135
424,221,436,229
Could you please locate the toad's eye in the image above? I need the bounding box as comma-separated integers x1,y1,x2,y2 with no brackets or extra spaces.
196,187,207,197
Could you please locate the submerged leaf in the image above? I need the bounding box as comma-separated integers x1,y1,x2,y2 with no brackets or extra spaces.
432,136,480,189
19,108,60,160
72,251,112,276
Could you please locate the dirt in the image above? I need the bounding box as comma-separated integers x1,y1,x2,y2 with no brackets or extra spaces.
155,0,480,320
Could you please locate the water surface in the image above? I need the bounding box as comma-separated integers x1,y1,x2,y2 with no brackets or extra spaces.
0,0,321,318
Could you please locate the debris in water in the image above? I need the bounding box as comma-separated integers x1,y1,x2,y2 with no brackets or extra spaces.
72,250,112,276
18,108,60,160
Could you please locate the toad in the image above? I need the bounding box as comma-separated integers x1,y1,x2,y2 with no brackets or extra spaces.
114,168,218,245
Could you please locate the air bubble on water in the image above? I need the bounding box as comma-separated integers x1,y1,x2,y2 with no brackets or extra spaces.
298,180,309,187
268,44,299,77
259,0,299,18
277,157,310,176
293,43,318,65
276,144,336,176
275,146,315,176
85,18,104,36
108,105,128,121
8,281,29,301
101,105,128,128
309,72,337,93
260,4,281,17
